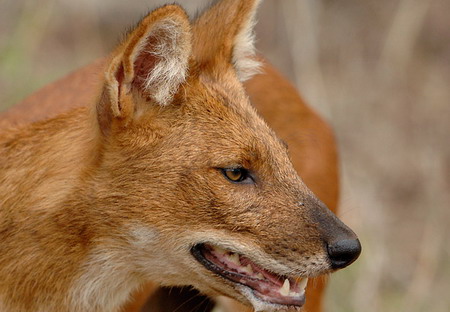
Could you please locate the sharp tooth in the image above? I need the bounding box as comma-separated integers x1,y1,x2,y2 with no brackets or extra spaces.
289,290,302,297
256,272,265,280
228,253,241,266
279,278,290,297
299,278,308,291
214,246,227,255
242,264,253,274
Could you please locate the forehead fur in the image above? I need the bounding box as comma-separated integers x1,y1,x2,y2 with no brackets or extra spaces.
173,74,289,172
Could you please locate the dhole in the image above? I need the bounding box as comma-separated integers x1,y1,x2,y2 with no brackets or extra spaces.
0,0,361,311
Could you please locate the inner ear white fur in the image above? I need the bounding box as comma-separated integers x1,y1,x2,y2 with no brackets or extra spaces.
131,18,191,106
232,0,262,82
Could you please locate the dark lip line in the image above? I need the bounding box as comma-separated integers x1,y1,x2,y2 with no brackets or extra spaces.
190,243,304,307
191,244,255,281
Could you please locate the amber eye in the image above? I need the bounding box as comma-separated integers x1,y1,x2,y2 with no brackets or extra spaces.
221,168,251,183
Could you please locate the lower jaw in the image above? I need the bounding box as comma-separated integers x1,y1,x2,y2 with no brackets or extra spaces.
253,290,305,307
191,244,307,309
237,286,305,312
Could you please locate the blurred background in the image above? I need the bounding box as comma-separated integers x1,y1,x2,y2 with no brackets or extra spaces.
1,0,449,311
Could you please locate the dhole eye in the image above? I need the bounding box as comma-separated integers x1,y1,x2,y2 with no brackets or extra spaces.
221,168,252,183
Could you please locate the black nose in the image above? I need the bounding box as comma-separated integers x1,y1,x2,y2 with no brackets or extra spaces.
327,238,362,269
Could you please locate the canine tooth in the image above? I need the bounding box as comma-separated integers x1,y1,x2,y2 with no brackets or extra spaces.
289,290,302,297
299,278,308,291
256,272,265,280
214,246,227,255
279,278,290,296
228,253,241,266
242,264,253,274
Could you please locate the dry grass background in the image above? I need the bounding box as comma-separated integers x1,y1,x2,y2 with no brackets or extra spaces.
1,0,449,311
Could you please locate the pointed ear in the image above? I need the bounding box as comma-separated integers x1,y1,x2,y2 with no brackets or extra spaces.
192,0,262,82
100,4,191,128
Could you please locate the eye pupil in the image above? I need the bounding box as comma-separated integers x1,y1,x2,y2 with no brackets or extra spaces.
228,169,242,181
223,168,246,182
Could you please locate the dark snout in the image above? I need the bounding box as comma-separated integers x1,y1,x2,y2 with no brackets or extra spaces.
309,199,361,270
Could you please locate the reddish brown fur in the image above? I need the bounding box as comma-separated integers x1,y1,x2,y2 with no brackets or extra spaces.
0,1,356,312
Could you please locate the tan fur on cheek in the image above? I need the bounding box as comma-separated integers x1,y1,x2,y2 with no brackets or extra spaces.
69,225,160,312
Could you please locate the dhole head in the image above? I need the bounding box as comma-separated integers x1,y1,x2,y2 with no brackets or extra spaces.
92,0,361,311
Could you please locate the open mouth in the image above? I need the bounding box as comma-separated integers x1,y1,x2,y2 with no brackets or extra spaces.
191,243,308,307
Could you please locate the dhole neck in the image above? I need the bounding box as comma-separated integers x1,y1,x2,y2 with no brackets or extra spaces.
0,106,100,215
0,107,118,310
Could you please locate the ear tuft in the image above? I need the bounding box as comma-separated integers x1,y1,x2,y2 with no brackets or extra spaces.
104,4,191,116
132,17,191,105
232,1,262,81
192,0,262,82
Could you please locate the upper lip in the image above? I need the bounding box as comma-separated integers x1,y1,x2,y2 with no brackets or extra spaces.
191,243,308,307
